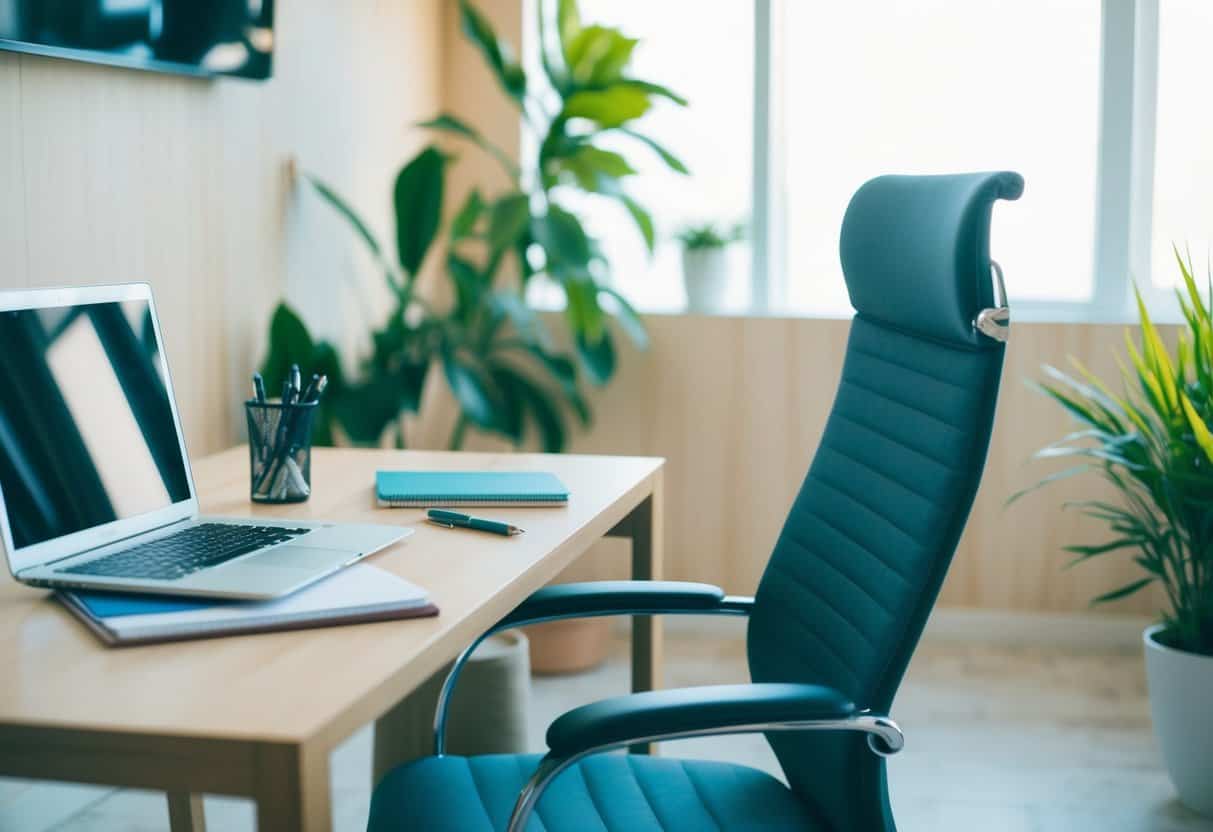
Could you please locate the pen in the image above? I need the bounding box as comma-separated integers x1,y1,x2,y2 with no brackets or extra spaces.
300,373,320,404
426,509,524,537
252,372,267,403
290,364,302,397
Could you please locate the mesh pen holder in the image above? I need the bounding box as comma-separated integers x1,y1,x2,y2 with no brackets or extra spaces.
246,400,318,503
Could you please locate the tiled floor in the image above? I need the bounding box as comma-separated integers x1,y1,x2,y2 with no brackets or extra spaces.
2,625,1210,831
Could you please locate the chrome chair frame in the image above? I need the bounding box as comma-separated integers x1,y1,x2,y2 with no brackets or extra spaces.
430,596,905,832
505,714,903,832
432,596,756,755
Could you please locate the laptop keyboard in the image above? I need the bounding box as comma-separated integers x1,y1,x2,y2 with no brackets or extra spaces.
59,523,311,581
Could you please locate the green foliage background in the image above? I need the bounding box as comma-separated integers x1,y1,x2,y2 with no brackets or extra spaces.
261,0,687,452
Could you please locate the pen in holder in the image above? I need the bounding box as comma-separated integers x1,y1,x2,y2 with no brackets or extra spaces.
246,400,318,503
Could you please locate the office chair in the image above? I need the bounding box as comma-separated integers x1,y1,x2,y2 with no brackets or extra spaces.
368,170,1024,832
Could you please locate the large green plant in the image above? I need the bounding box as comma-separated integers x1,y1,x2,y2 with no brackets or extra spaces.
261,0,686,451
1021,250,1213,655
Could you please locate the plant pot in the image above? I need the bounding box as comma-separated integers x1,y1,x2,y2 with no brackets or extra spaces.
525,617,611,675
1144,623,1213,816
681,248,731,312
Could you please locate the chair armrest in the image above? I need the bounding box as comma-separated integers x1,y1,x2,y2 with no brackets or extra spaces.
496,581,750,628
504,685,902,832
432,582,751,755
546,683,856,756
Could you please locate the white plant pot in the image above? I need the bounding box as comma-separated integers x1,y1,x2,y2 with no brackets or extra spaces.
681,248,731,312
1144,623,1213,816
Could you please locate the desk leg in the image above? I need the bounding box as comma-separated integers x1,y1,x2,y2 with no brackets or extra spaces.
628,492,664,697
167,792,206,832
617,476,664,754
252,743,331,832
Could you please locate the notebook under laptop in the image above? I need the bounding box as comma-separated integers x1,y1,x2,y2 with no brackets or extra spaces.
0,283,410,600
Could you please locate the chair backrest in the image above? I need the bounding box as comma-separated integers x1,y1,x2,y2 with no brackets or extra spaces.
747,171,1024,831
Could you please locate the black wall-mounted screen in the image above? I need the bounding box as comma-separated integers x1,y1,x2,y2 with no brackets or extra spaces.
0,1,274,80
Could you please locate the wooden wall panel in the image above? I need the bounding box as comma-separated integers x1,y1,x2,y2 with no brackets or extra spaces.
0,51,25,288
551,315,1169,616
0,0,445,456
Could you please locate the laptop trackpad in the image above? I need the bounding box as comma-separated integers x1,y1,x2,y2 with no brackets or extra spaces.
249,545,350,571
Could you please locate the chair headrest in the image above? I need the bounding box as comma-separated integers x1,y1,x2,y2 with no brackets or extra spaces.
839,171,1024,348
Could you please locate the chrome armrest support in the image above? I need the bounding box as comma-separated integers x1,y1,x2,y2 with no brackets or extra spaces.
973,260,1010,343
432,597,755,756
505,713,903,832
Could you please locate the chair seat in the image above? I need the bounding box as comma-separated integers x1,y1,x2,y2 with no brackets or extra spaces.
368,753,823,832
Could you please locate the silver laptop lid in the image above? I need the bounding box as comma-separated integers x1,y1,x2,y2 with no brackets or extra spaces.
0,283,199,575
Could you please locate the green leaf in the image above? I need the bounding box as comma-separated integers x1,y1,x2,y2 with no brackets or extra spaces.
501,343,592,429
619,193,655,253
394,146,447,276
487,367,526,443
616,79,688,106
1031,381,1115,432
564,276,605,342
619,128,689,174
1005,464,1092,505
303,175,383,259
493,364,567,452
518,344,577,390
450,189,486,242
447,253,484,318
261,303,315,389
557,0,582,64
548,144,636,192
565,25,637,86
493,291,550,345
563,86,651,128
443,350,504,430
1062,538,1147,569
598,285,648,348
487,193,532,255
459,0,526,103
419,114,519,180
576,327,616,385
333,374,406,446
1091,577,1156,605
531,205,592,270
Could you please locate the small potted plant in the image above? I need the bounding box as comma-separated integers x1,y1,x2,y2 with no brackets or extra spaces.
1021,250,1213,816
676,221,745,311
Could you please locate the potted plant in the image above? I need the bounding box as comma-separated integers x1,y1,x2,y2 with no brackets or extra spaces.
260,0,688,453
676,221,744,311
1021,250,1213,815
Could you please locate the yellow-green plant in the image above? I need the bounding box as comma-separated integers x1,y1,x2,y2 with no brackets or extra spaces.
1021,249,1213,656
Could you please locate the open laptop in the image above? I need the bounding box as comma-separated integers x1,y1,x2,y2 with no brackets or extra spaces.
0,283,410,600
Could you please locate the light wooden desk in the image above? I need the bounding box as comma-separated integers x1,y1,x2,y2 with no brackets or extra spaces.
0,447,664,831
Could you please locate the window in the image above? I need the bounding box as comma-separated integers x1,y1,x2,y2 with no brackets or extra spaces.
780,0,1101,315
524,1,1206,321
522,0,753,312
1148,0,1213,290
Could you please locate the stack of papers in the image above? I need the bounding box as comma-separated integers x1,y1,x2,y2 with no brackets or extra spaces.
57,564,437,646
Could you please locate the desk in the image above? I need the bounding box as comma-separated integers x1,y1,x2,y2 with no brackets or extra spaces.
0,447,664,831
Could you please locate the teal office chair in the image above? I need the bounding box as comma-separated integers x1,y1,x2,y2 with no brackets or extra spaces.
368,170,1024,832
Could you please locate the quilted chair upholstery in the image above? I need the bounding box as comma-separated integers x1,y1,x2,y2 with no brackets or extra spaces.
748,171,1023,831
367,171,1024,832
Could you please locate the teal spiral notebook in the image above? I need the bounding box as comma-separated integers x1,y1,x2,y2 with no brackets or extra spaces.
375,471,569,507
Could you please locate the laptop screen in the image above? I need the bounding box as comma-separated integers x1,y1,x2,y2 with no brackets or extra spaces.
0,299,191,550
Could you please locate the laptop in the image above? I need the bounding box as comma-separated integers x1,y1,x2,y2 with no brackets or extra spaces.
0,283,411,600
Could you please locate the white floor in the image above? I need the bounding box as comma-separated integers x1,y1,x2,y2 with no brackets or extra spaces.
2,625,1210,831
